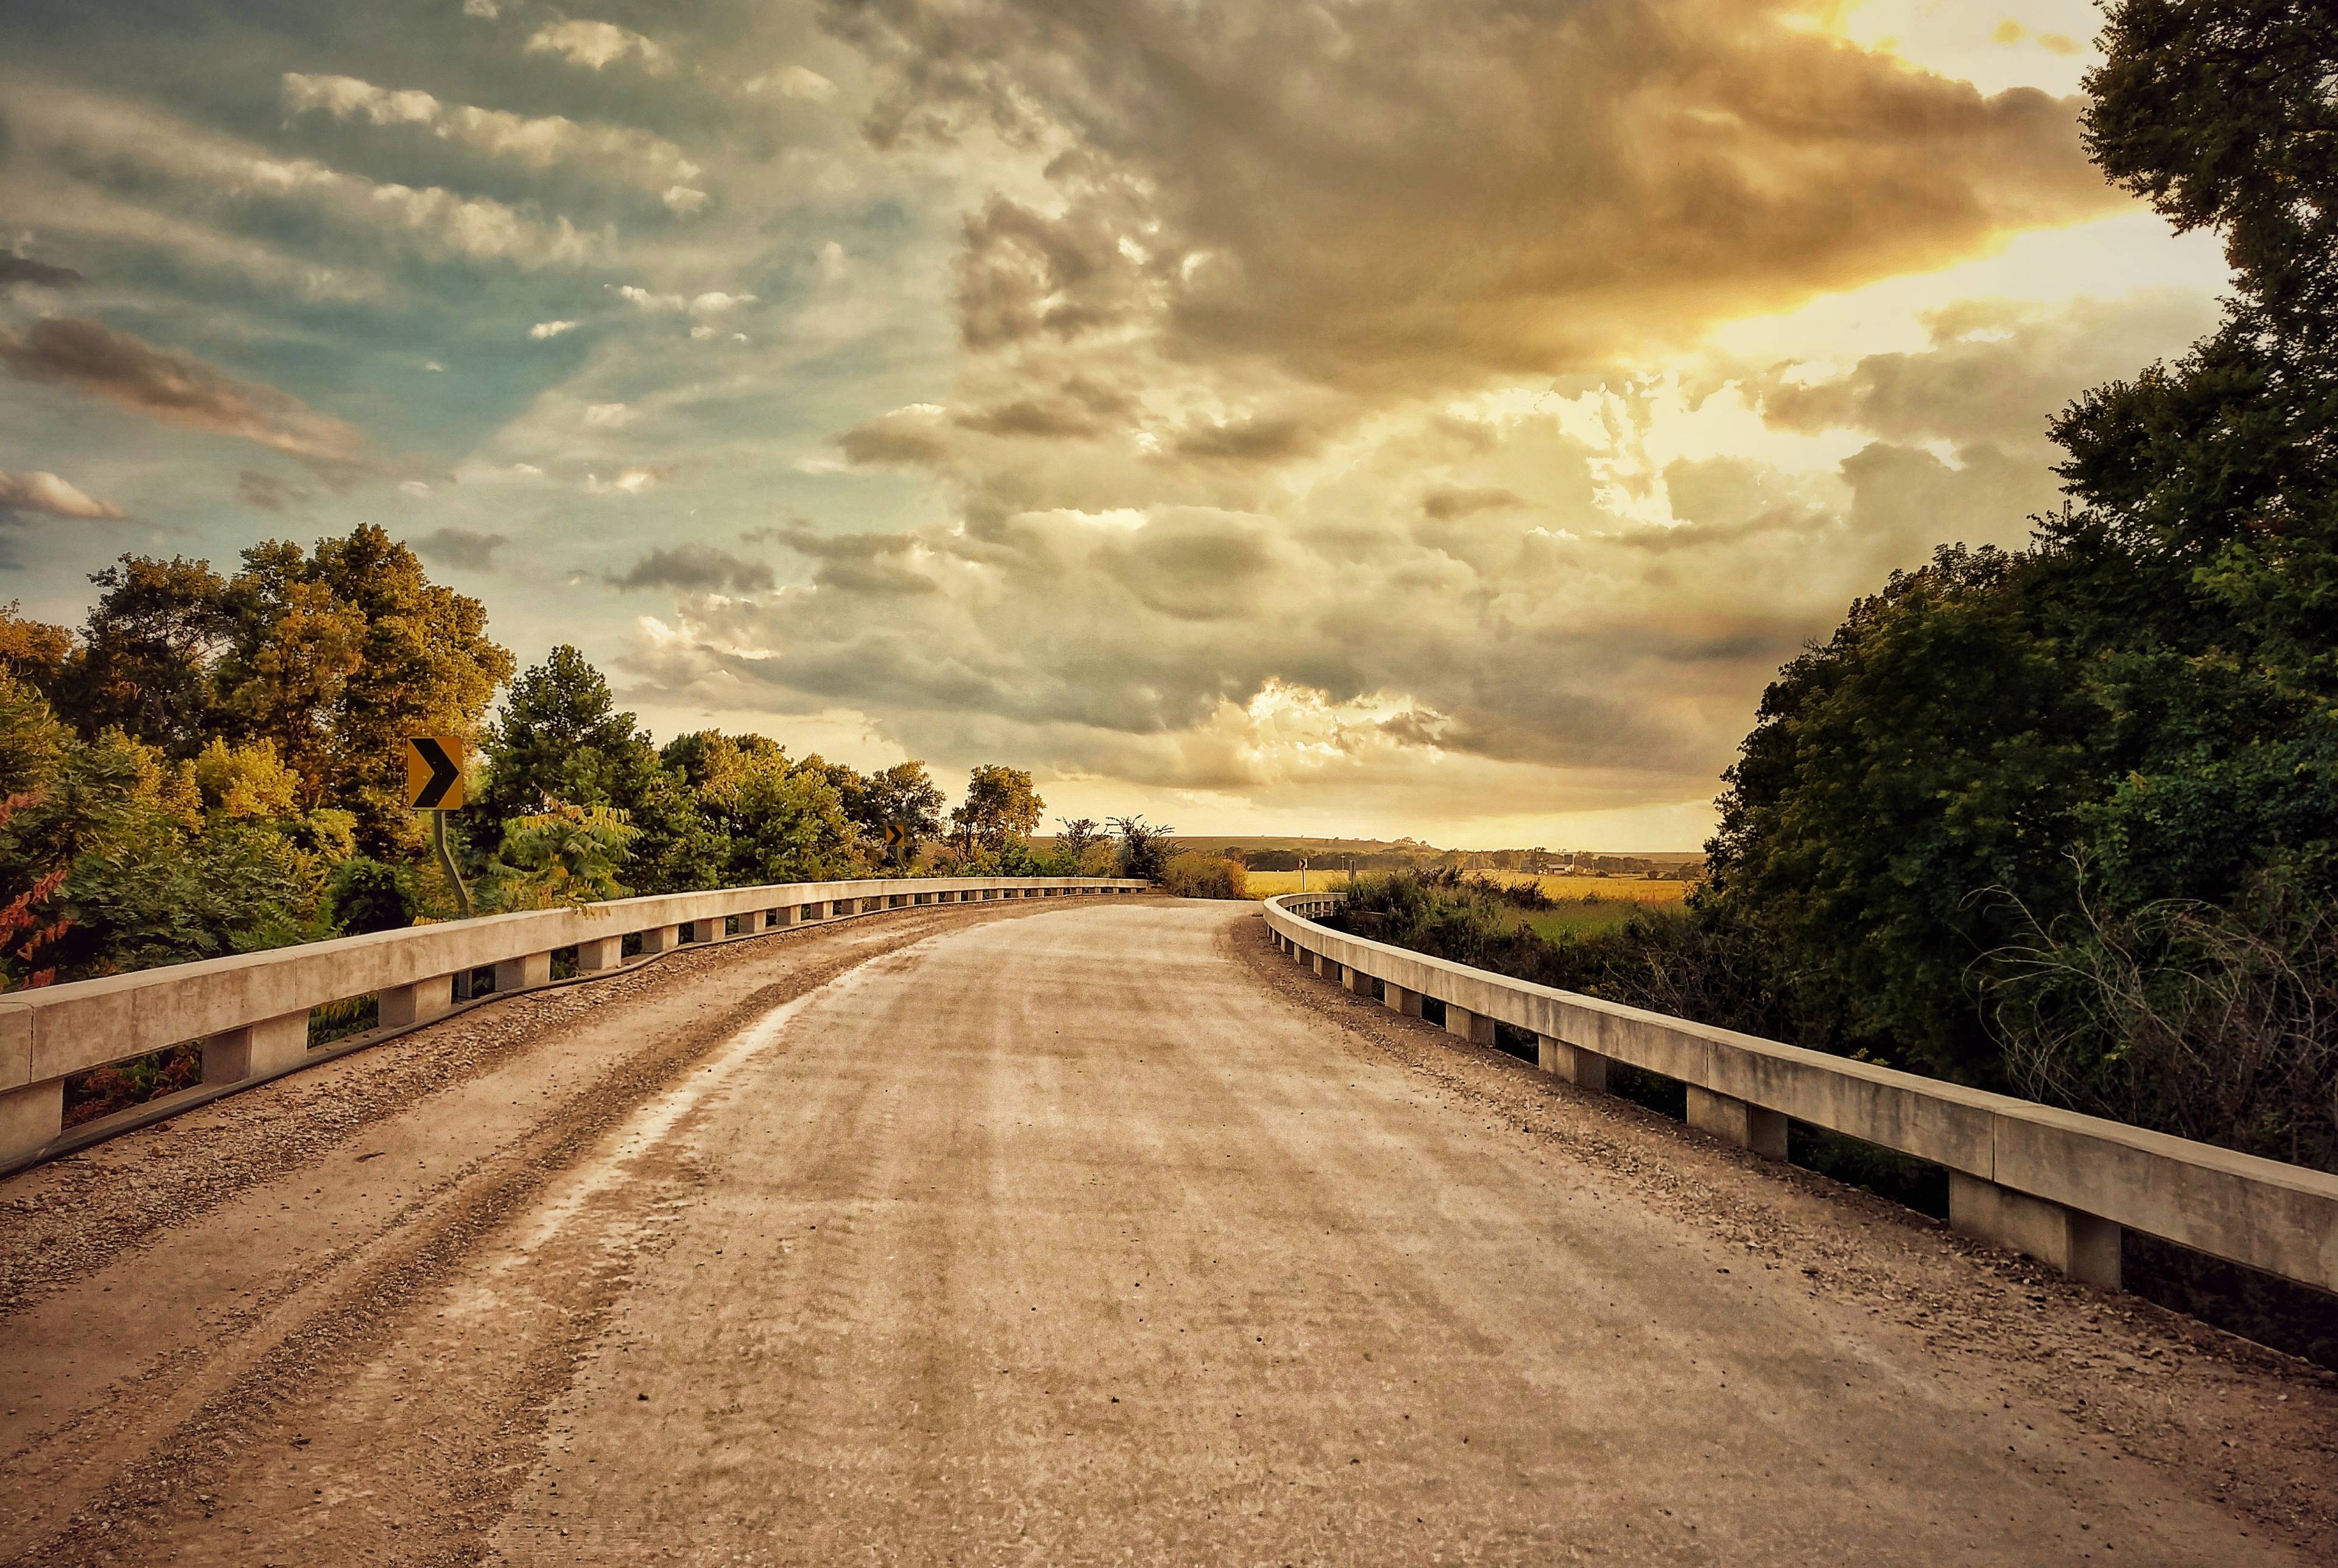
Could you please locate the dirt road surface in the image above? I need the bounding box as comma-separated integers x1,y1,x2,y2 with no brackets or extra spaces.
2,898,2332,1565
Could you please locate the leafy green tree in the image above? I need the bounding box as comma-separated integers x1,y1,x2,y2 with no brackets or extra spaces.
0,602,74,698
951,765,1044,854
850,761,945,867
217,525,513,855
480,803,639,910
1698,2,2338,1135
326,856,418,934
701,749,858,885
1707,547,2104,1078
63,816,326,972
481,645,664,823
1110,815,1174,881
61,556,232,755
627,769,728,895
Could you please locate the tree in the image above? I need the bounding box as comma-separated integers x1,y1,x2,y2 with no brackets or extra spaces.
1110,815,1174,881
480,803,639,910
951,765,1043,853
0,602,73,696
1693,4,2338,1138
62,556,232,754
851,761,946,866
700,748,858,885
481,645,663,824
326,857,417,934
1706,547,2104,1079
192,738,301,819
216,525,513,855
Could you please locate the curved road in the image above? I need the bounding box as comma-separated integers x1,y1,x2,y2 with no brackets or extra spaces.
1,899,2332,1564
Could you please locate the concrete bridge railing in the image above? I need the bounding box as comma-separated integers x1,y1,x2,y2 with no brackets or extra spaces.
0,875,1145,1168
1266,892,2338,1297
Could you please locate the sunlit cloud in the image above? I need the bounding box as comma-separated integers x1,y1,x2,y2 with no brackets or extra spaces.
0,0,2230,845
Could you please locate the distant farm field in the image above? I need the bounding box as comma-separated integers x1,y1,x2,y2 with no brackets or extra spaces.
1241,867,1694,915
1481,873,1692,905
1240,870,1350,898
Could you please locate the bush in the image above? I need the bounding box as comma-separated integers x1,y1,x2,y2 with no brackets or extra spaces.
1981,873,2338,1172
1161,853,1248,900
328,856,417,934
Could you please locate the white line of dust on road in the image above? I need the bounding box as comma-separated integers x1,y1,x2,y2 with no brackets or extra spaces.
490,940,929,1271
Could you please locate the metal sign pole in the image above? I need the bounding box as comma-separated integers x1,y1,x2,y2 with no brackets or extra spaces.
433,807,472,919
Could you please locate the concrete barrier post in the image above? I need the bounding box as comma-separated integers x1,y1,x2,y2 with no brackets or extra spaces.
1443,1001,1494,1046
202,1010,309,1085
0,1079,63,1166
639,923,683,954
1536,1034,1610,1092
575,936,624,972
495,951,553,993
1950,1173,2121,1287
1383,982,1423,1018
378,973,454,1028
1687,1085,1788,1160
0,1079,63,1177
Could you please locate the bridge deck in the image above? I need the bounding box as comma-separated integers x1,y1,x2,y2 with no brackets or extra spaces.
1,901,2329,1564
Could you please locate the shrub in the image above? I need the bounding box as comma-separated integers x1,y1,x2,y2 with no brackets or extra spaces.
1981,873,2338,1172
1161,853,1248,900
328,856,418,934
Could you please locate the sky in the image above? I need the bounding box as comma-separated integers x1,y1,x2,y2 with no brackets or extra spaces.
0,0,2232,850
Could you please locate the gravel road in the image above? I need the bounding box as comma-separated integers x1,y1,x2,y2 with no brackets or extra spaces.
1,898,2331,1566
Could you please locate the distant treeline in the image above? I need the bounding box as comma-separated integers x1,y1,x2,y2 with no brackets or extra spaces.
0,535,1170,990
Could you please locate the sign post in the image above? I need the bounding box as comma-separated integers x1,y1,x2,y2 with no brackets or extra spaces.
405,736,472,918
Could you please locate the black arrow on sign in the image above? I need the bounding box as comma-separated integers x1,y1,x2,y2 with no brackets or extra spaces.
411,738,461,809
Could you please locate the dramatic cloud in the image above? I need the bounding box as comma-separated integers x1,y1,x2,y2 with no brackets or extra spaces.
608,544,775,593
586,465,674,494
412,527,510,570
236,468,312,511
828,0,2122,393
0,249,83,292
527,19,676,75
280,73,701,188
12,84,597,270
745,65,837,102
0,467,127,520
1755,292,2222,450
0,317,367,472
0,0,2227,842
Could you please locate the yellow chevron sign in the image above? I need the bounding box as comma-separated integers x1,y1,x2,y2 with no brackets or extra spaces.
404,736,466,810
